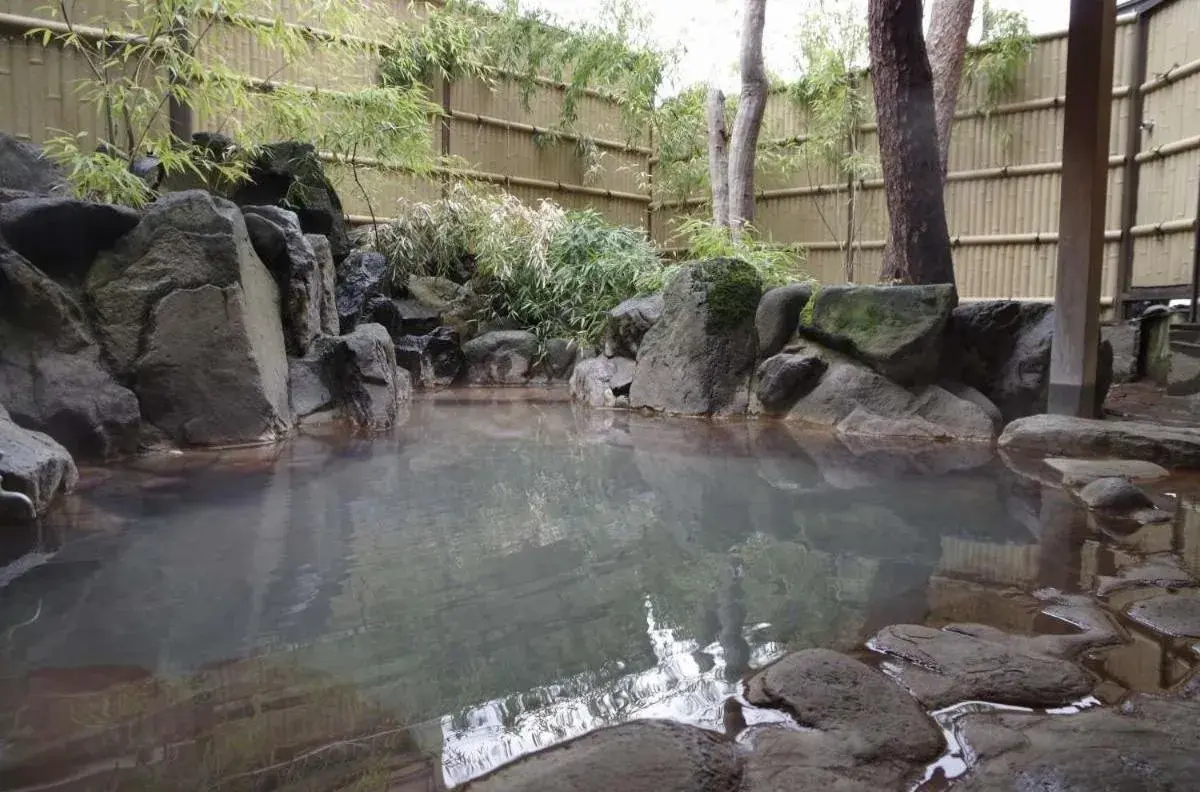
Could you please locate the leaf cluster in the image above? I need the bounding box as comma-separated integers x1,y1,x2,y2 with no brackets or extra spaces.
964,1,1035,113
30,0,439,206
362,184,664,346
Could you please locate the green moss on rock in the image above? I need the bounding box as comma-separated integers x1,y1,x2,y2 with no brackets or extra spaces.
691,257,764,333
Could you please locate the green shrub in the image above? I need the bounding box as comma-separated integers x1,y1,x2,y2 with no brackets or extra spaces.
360,185,663,345
672,217,807,289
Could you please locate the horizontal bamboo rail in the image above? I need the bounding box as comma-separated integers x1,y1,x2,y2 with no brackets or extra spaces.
1142,55,1200,94
447,110,651,156
657,155,1130,209
320,151,651,203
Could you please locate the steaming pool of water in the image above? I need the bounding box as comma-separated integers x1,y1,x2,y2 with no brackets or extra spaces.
1,392,1189,790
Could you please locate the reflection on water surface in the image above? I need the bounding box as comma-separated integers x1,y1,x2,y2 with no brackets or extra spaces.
1,396,1191,790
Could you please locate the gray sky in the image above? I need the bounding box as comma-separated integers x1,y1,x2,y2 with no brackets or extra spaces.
492,0,1070,94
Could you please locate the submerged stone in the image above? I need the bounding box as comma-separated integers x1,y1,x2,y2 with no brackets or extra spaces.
1000,415,1200,468
1044,457,1169,486
1095,553,1196,597
956,696,1200,791
870,624,1096,709
1077,477,1155,511
460,720,741,792
1126,590,1200,638
745,649,943,762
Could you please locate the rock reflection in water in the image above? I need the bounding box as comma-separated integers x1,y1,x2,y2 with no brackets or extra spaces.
0,400,1068,789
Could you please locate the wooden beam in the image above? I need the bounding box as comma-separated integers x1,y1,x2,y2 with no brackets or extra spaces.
1049,0,1117,418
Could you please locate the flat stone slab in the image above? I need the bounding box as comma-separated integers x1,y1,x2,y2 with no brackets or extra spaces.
999,415,1200,469
1043,457,1169,486
745,649,943,763
870,624,1095,709
1126,590,1200,638
956,695,1200,791
460,720,741,792
1096,553,1196,597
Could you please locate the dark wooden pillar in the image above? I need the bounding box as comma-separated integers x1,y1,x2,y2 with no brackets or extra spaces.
1049,0,1118,417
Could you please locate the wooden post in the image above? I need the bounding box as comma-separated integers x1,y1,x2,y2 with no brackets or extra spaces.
168,20,193,143
1048,0,1117,418
1115,10,1150,320
440,76,452,198
1190,161,1200,322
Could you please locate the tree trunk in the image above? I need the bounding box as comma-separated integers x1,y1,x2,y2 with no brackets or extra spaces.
869,0,957,286
708,86,731,228
928,0,975,178
727,0,768,239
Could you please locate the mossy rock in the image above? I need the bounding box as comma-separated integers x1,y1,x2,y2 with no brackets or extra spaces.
629,258,761,416
689,257,765,334
800,283,956,386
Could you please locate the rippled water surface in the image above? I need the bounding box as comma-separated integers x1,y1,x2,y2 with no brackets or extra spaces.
2,393,1198,791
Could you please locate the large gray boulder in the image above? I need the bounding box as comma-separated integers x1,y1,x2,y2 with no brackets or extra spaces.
630,259,762,416
290,324,409,430
753,352,827,412
1000,414,1200,468
752,344,998,442
947,300,1113,421
0,246,141,459
0,414,77,522
603,293,664,358
756,282,813,358
798,283,955,386
242,206,324,356
0,133,66,195
462,330,539,386
461,721,740,792
570,356,636,407
393,326,463,389
87,191,292,446
0,196,139,285
335,251,390,333
229,140,350,261
307,234,339,336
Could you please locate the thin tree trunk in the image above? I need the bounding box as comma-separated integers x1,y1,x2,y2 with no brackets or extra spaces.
727,0,768,239
928,0,975,178
869,0,956,286
707,86,731,228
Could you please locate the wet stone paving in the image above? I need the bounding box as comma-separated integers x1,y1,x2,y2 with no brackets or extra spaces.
1,394,1199,791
